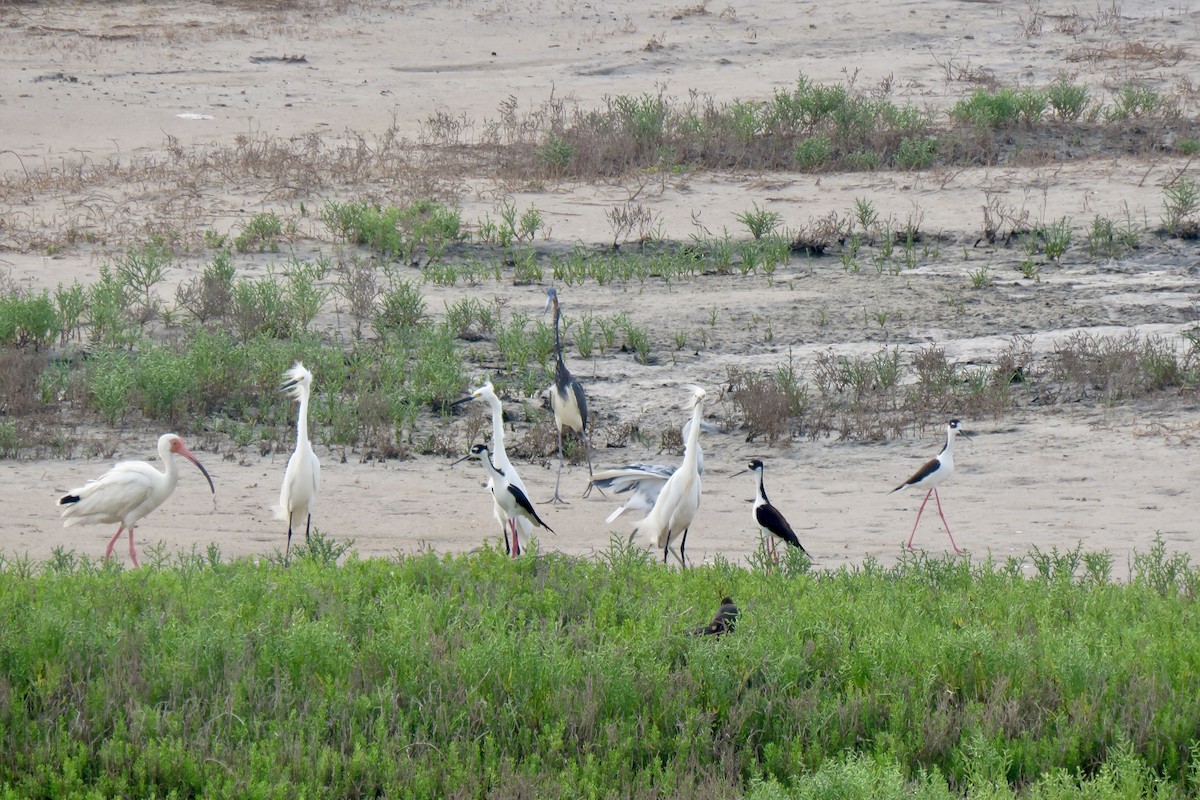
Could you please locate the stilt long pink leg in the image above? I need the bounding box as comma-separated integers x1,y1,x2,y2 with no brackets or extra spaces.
105,525,124,560
128,526,140,568
933,490,966,554
511,519,521,557
905,490,933,550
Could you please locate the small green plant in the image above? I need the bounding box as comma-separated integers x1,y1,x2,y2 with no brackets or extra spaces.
843,149,881,170
735,202,783,240
54,281,86,345
793,135,832,171
894,135,937,169
1046,76,1090,121
176,250,236,324
87,348,134,426
968,265,993,289
1108,83,1164,121
537,135,576,174
1019,255,1041,282
234,211,285,253
1178,137,1200,156
114,239,172,324
622,320,652,364
375,278,426,336
1162,177,1200,236
853,197,878,232
1041,216,1071,260
1086,212,1139,258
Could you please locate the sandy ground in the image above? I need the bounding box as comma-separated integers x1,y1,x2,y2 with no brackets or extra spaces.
2,0,1200,572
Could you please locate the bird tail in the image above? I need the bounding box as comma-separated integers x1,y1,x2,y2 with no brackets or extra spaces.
273,504,289,523
58,493,80,506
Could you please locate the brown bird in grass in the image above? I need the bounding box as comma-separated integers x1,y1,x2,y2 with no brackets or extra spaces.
687,596,739,637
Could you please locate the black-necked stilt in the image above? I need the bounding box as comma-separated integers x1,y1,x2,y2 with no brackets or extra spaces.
687,596,739,636
275,363,320,561
891,419,968,554
544,288,597,503
451,381,531,556
58,433,215,568
457,443,554,552
590,418,715,524
740,459,809,564
630,386,706,568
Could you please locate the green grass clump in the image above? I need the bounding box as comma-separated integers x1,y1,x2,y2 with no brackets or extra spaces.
1,542,1199,797
0,290,58,351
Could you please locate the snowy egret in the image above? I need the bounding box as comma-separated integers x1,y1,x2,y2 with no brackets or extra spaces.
590,418,715,524
456,443,554,547
629,385,706,567
451,381,531,556
739,459,809,564
544,287,596,503
891,419,968,554
275,363,320,559
57,433,215,567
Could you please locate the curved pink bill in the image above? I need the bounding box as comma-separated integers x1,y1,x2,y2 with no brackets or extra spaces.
176,442,216,494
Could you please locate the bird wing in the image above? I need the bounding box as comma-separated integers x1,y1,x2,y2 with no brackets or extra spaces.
508,484,554,534
637,469,699,548
893,456,940,492
570,377,588,430
59,463,159,526
756,503,806,552
591,463,676,490
276,446,320,522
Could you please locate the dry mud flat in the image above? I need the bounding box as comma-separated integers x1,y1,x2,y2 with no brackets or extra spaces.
1,0,1200,569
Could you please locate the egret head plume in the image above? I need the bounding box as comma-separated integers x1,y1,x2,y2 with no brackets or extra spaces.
281,363,313,400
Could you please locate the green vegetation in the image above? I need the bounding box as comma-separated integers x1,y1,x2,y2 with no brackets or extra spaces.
1,540,1199,797
728,331,1200,443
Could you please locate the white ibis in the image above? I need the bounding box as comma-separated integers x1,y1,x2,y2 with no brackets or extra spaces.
740,458,809,564
544,287,596,503
274,362,320,559
891,419,968,554
451,380,532,556
630,385,706,568
590,418,713,524
57,433,215,567
456,443,554,548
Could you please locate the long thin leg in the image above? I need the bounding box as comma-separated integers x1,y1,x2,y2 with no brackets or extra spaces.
933,489,966,554
905,489,934,550
305,514,312,544
679,528,690,569
580,433,603,499
502,523,511,556
511,519,521,557
286,520,294,562
552,425,566,504
128,526,140,568
105,525,124,560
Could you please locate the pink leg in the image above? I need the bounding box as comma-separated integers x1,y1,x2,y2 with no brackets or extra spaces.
128,526,141,568
905,490,933,550
105,525,124,560
933,490,966,554
511,519,520,558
